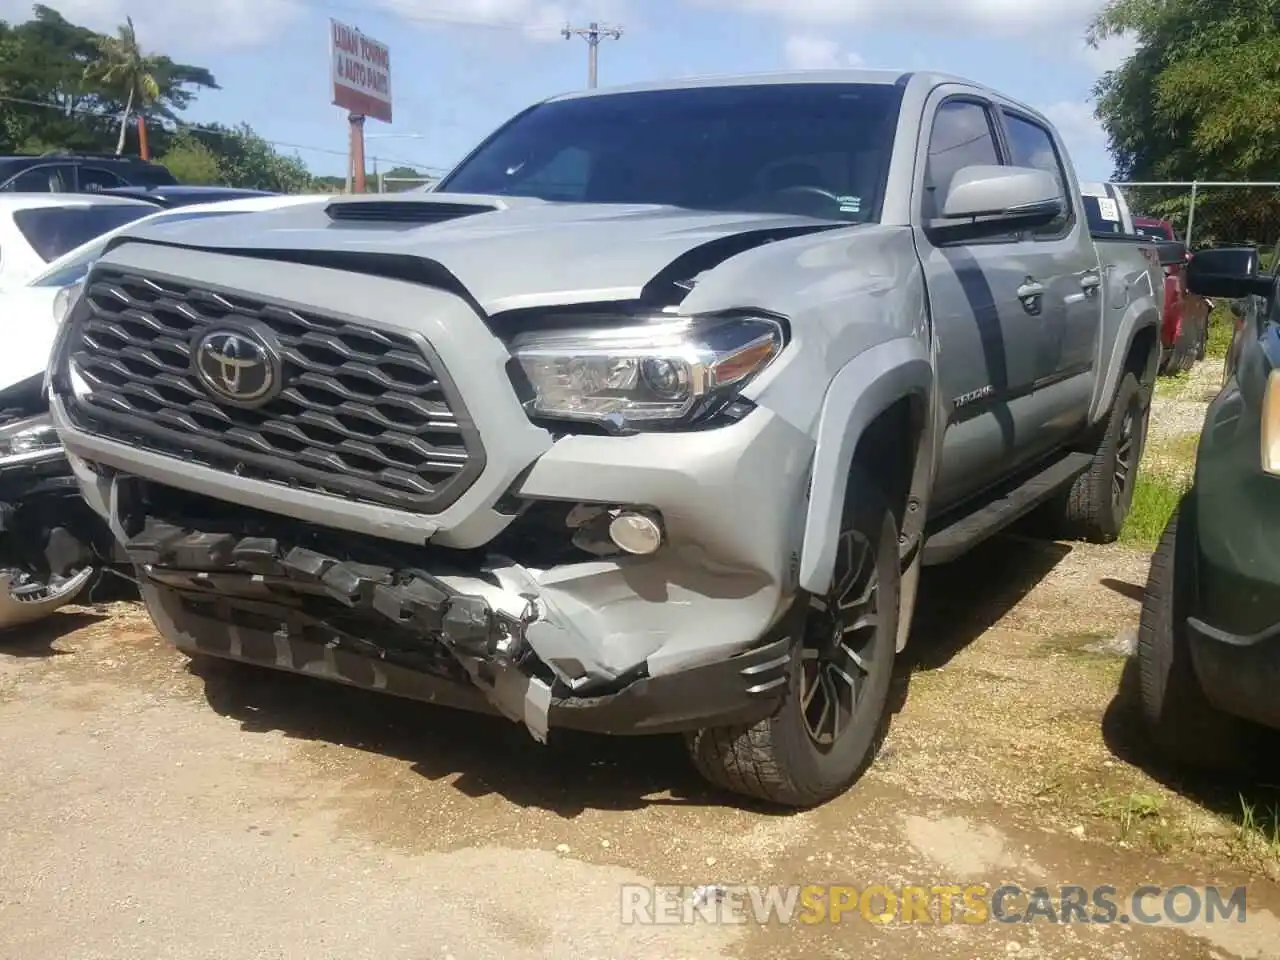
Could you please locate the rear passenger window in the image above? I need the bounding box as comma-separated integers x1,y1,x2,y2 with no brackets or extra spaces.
1001,111,1073,236
922,100,1001,222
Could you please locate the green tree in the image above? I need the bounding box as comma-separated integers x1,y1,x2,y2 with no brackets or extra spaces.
1089,0,1280,243
159,131,221,184
84,15,161,154
190,123,314,193
0,4,218,156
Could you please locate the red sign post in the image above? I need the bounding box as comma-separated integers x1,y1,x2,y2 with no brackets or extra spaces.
330,19,392,192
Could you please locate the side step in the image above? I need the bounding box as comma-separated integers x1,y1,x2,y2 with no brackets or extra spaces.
921,451,1094,566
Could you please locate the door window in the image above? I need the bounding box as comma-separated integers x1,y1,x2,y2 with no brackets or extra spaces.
1,164,73,193
77,167,128,192
1001,111,1074,237
922,100,1002,222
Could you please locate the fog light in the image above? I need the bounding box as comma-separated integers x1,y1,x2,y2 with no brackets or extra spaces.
608,509,664,555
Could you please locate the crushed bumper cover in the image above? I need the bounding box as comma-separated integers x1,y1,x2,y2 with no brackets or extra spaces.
126,518,798,740
0,566,94,630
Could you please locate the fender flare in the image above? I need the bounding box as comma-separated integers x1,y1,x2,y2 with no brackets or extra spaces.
1091,304,1162,424
798,337,933,595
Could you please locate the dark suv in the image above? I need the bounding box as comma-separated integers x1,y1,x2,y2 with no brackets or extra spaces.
0,154,177,194
1138,244,1280,769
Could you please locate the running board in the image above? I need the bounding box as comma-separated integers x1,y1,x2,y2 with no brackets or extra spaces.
921,451,1094,566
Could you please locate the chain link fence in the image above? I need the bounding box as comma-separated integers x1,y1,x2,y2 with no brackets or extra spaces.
376,175,437,193
1113,181,1280,258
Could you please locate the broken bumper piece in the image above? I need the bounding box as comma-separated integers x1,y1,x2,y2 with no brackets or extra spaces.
125,519,795,740
0,566,95,630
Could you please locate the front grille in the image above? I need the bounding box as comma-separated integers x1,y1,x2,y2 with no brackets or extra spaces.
63,266,484,513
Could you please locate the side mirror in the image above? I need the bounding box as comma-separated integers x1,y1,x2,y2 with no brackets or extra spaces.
928,165,1063,243
1187,247,1273,298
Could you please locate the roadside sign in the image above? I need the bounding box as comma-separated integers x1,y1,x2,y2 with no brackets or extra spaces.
330,18,392,123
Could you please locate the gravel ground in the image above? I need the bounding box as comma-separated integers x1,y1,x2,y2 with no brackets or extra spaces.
2,359,1277,960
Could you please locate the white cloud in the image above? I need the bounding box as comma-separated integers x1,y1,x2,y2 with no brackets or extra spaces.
370,0,628,42
1039,99,1107,156
782,34,865,70
0,0,306,52
697,0,1105,33
1078,31,1138,73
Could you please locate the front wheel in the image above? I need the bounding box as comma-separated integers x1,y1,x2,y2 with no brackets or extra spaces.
1137,499,1251,771
686,467,900,807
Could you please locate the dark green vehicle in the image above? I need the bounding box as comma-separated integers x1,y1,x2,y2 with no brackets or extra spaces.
1138,244,1280,767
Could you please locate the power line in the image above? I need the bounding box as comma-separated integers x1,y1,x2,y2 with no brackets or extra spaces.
561,21,623,89
0,93,439,171
297,0,558,35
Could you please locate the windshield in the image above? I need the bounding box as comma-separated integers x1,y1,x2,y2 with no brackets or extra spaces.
1133,222,1174,242
437,82,905,223
12,204,155,263
28,208,247,288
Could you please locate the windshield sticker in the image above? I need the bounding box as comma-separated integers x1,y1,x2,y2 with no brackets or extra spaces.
837,195,862,213
1096,197,1121,222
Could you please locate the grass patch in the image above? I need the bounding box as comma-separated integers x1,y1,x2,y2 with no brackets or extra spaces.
1154,369,1190,400
1235,796,1280,862
1120,472,1188,548
1206,302,1234,361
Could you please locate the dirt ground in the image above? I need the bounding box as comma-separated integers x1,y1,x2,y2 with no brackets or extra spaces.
2,361,1279,960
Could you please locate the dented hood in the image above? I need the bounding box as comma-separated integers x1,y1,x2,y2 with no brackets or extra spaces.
107,193,845,315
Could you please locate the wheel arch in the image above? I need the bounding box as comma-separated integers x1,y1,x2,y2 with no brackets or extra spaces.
1092,306,1161,424
798,337,933,597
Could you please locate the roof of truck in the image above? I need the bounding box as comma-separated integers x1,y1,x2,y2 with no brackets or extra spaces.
543,69,1048,126
545,69,986,100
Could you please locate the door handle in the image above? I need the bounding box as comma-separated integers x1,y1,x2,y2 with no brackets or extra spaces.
1080,272,1101,294
1017,281,1045,299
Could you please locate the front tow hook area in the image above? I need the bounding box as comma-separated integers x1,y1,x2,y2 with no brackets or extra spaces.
123,518,558,742
0,566,95,630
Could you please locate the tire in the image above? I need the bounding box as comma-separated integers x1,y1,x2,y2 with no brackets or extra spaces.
1137,498,1250,771
686,466,900,808
1057,371,1148,543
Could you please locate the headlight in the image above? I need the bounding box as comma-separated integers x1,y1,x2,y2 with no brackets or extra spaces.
52,280,85,326
509,314,785,427
1262,369,1280,475
0,414,60,464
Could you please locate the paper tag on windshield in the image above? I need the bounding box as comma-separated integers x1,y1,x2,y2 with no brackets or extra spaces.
1097,197,1121,222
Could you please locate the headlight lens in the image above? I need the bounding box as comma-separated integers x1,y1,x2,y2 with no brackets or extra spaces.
1262,369,1280,475
0,415,60,463
509,314,784,426
52,280,85,326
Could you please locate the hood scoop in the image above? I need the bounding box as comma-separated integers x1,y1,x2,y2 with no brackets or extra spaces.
324,197,500,225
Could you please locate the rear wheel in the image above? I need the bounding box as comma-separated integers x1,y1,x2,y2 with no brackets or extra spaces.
1137,499,1250,771
1056,371,1147,543
686,468,899,807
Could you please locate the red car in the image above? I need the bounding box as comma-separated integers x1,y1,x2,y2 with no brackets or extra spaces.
1134,216,1210,373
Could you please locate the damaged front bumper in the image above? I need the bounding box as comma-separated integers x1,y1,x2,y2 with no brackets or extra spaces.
123,515,799,741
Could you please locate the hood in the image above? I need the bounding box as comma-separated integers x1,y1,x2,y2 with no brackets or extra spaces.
107,194,848,315
0,286,59,390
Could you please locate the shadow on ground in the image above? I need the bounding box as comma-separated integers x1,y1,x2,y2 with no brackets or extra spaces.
192,655,727,817
908,532,1072,670
186,531,1076,816
0,610,107,658
1102,657,1280,847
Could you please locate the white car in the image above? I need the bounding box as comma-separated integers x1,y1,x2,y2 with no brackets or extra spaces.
0,193,160,290
0,193,329,388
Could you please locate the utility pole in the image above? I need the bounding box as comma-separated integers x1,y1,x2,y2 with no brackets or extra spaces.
561,21,622,89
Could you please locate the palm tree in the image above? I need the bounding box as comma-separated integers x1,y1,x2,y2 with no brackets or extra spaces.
84,16,161,155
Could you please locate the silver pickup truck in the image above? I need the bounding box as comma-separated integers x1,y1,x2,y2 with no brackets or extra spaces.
47,70,1163,807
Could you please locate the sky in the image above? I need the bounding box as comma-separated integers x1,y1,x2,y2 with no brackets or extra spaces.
1,0,1138,182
